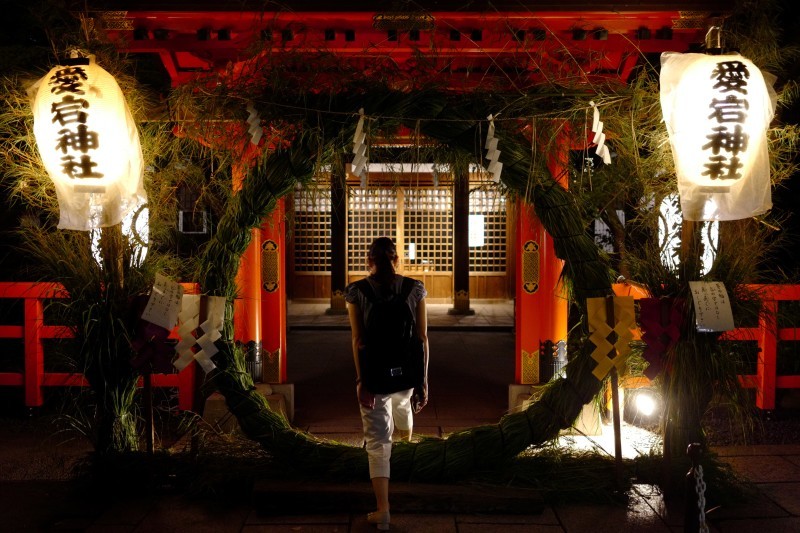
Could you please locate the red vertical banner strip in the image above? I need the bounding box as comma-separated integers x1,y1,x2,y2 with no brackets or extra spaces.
261,199,287,383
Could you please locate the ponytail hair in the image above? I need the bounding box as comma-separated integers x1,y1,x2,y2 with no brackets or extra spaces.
368,237,398,282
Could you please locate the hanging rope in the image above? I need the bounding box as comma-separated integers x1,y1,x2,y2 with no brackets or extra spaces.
695,464,709,533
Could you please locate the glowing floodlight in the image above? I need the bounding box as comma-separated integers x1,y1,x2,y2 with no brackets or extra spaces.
634,391,657,417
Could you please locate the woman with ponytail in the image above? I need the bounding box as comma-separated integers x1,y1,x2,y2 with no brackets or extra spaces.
345,236,429,530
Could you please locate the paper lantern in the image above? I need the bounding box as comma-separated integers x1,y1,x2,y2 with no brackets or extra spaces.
660,52,776,221
29,55,145,230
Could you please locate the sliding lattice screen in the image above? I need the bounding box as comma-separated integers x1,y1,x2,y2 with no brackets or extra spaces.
403,187,453,272
294,181,507,278
347,187,398,272
469,186,507,273
292,185,331,272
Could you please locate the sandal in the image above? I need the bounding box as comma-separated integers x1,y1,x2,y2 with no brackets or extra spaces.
367,510,390,530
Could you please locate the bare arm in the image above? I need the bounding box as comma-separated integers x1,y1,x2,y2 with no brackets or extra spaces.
347,301,365,380
348,300,374,409
414,297,429,412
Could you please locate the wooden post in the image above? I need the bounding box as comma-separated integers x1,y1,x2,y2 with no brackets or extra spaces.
191,295,209,456
757,300,778,409
329,154,348,314
605,296,624,487
143,371,154,454
450,159,473,315
23,298,44,408
193,295,209,415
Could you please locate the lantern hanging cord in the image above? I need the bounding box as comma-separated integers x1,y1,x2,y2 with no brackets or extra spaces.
704,18,725,54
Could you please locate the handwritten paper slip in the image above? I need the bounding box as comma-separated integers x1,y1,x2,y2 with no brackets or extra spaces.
141,273,183,331
688,281,735,332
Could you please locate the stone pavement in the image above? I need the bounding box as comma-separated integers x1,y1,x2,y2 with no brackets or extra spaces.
2,301,800,531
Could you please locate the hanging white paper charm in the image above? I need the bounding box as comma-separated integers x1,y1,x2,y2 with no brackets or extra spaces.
484,114,503,183
245,101,263,145
352,108,368,187
173,295,226,373
589,101,612,165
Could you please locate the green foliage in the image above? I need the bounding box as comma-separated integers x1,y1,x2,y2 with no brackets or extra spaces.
0,10,192,453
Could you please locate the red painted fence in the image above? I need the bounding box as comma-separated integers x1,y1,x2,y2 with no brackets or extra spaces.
0,282,199,411
723,285,800,409
614,283,800,410
2,282,799,411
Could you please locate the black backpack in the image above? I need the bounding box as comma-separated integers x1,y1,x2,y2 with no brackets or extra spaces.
356,276,424,394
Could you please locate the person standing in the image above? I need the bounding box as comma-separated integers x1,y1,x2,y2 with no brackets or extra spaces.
346,236,429,531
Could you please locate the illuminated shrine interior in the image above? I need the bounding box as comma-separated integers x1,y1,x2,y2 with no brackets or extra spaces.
91,1,726,302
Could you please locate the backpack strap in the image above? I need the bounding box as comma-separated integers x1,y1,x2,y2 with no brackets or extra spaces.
356,276,416,304
355,278,377,303
399,276,416,301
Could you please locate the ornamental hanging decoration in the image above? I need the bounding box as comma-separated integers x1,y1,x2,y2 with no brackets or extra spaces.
174,294,227,374
484,114,503,183
659,52,776,221
245,101,263,146
589,101,612,165
587,296,635,380
638,297,685,380
29,54,146,231
352,108,368,187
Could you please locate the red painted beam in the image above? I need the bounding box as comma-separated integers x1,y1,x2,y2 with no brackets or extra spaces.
0,374,23,386
94,8,714,87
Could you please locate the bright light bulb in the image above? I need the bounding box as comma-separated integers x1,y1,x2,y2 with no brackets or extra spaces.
635,392,657,417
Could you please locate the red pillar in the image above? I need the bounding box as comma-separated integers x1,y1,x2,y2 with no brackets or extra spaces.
514,130,570,385
260,199,287,383
233,161,263,377
515,202,567,384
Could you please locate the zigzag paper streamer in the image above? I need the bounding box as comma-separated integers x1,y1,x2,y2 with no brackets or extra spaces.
352,108,368,187
589,101,612,165
587,296,635,380
484,114,503,183
245,102,263,146
173,295,226,373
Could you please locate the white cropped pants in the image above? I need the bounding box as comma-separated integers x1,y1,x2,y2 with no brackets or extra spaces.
359,388,414,479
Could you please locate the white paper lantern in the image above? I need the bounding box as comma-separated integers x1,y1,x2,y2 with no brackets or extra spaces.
660,52,776,221
29,55,146,230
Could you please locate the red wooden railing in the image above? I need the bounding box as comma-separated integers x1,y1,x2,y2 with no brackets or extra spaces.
2,282,798,411
614,283,800,410
0,282,199,411
723,285,800,409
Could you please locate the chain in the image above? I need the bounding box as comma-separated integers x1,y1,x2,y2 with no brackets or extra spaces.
695,464,709,533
